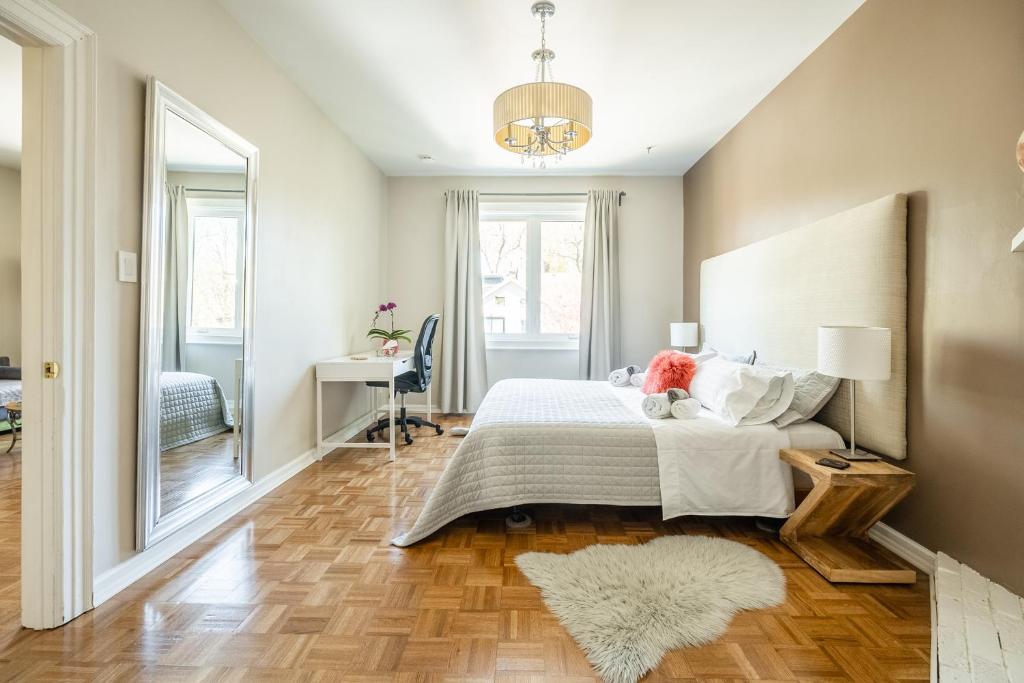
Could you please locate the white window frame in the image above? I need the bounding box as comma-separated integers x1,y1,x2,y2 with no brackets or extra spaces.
480,202,585,350
185,198,245,345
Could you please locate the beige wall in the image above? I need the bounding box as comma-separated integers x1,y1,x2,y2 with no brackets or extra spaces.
0,167,18,365
684,0,1024,592
52,0,388,576
386,175,685,396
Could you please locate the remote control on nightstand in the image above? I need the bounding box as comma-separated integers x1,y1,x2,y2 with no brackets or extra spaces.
817,457,851,470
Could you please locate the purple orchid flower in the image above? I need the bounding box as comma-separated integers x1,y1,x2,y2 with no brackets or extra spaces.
386,302,397,310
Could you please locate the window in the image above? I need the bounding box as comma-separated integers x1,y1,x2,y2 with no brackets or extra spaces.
186,199,245,344
480,202,585,348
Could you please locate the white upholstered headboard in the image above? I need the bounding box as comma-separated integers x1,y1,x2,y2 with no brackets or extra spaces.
700,194,908,459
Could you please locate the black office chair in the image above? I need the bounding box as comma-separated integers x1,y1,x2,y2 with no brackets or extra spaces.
366,314,443,445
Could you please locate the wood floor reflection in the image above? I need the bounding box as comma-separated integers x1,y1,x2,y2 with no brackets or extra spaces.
160,430,240,516
0,416,931,680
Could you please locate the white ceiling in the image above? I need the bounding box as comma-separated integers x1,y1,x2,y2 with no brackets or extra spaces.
219,0,862,176
0,36,21,170
165,111,247,174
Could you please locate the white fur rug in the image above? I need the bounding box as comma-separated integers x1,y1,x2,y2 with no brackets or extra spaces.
515,535,786,683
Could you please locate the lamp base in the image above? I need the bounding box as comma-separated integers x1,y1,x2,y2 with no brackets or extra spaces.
830,448,880,462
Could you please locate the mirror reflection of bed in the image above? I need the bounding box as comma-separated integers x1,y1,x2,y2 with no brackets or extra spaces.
158,372,240,515
157,109,247,517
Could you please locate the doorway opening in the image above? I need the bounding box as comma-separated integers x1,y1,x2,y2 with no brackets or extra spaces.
0,31,24,634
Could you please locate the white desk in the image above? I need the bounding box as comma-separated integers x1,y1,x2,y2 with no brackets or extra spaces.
315,351,414,461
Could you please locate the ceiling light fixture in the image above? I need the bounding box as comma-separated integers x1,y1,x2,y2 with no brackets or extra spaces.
493,1,592,168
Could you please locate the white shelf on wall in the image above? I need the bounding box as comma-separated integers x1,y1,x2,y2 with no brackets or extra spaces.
1013,226,1024,253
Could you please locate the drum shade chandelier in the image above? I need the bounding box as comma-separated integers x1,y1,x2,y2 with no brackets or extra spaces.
493,1,592,168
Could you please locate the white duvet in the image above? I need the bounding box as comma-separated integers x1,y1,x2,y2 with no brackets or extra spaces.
391,378,843,546
612,385,842,519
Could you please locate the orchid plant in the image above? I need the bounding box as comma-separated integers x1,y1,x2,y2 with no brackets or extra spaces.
368,302,412,345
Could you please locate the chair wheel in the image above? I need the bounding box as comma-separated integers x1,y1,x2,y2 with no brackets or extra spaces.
435,426,444,435
404,435,414,445
366,431,374,442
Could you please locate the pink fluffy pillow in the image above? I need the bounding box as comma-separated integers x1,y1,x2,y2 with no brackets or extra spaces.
641,350,697,394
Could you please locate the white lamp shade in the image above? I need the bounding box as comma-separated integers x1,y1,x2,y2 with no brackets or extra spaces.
817,326,892,380
670,322,699,347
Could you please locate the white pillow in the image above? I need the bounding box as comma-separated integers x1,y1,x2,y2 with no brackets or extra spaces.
756,362,840,427
688,357,795,426
740,372,795,426
701,344,756,365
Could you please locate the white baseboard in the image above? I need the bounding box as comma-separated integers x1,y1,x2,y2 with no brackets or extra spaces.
93,447,315,606
868,521,937,575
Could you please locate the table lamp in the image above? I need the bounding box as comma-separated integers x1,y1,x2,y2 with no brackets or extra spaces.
817,326,891,461
670,322,698,351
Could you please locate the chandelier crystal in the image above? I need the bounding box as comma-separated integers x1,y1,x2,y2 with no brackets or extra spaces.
493,1,592,168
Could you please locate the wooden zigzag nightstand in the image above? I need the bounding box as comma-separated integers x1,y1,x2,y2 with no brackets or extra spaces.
779,448,917,584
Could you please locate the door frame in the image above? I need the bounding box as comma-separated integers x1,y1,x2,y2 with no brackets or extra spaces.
0,0,96,628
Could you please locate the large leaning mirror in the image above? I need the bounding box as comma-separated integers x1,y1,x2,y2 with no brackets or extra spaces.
137,77,258,550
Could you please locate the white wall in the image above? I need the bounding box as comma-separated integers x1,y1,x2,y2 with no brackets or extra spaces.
52,0,388,576
386,176,685,394
0,167,18,366
184,343,241,400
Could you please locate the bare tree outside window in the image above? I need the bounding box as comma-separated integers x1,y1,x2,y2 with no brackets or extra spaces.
480,221,527,335
480,221,526,280
190,215,240,330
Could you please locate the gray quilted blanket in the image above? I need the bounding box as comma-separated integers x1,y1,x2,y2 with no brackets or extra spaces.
392,379,660,546
160,372,233,451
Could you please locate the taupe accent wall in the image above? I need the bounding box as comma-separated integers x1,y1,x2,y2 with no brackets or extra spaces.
684,0,1024,591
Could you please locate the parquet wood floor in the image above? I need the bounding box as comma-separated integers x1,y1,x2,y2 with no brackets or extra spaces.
0,416,931,681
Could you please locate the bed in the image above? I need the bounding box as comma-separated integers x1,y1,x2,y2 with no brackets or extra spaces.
0,380,20,425
392,378,843,546
393,193,908,546
159,372,234,451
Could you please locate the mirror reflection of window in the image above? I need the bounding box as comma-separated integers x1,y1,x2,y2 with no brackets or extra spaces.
185,199,244,342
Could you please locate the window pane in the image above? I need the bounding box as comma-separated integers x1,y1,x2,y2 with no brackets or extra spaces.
480,221,527,334
540,221,584,334
190,216,239,330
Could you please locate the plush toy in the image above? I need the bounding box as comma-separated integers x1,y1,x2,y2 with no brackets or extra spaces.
641,350,697,395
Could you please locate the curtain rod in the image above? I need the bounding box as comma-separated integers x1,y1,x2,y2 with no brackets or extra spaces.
185,187,245,193
444,190,626,206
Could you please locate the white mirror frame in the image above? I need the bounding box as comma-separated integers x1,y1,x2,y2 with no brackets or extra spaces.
136,77,259,550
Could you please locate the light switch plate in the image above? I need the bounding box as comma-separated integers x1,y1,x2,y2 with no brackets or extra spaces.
117,250,138,283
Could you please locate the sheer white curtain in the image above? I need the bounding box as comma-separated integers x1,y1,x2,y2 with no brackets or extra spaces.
162,185,189,372
578,189,620,380
441,190,488,413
